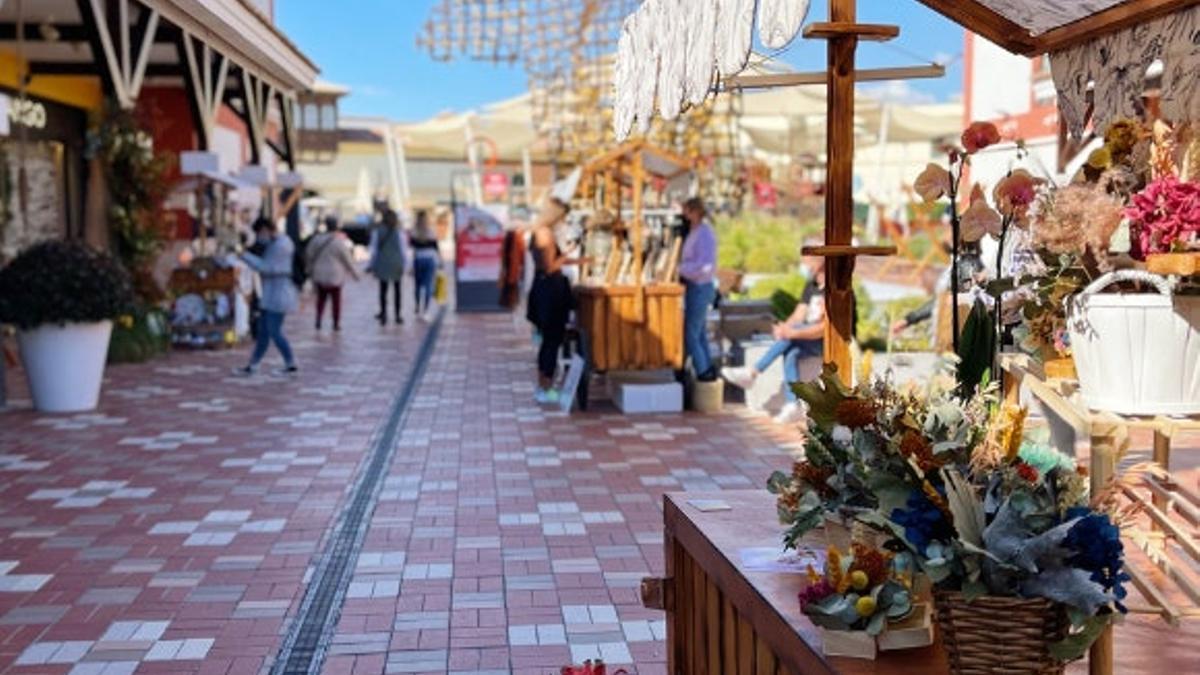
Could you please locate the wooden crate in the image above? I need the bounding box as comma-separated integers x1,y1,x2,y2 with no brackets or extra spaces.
656,492,946,675
576,283,684,371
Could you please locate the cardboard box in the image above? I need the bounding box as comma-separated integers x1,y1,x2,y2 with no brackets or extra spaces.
820,627,877,659
610,380,683,414
877,603,934,652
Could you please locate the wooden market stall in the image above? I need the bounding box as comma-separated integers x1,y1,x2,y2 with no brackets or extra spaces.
574,139,694,371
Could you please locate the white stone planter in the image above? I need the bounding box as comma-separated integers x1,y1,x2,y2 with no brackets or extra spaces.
17,321,113,413
1067,271,1200,415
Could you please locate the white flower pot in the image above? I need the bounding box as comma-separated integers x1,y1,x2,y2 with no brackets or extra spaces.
1067,271,1200,415
17,321,113,413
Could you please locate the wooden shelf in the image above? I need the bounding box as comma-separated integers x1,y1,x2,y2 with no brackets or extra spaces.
801,245,897,258
803,22,900,42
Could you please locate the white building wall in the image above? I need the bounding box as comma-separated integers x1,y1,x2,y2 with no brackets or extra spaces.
970,38,1033,121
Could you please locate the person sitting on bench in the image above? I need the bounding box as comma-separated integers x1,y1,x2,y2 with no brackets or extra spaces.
722,249,826,425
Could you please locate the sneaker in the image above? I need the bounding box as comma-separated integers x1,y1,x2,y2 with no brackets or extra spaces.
232,366,256,377
275,365,299,376
774,402,805,425
721,366,757,389
534,388,561,405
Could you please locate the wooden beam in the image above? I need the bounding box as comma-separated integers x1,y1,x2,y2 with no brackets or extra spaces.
74,0,119,101
802,245,897,257
823,0,857,385
1036,0,1197,54
912,0,1040,56
723,64,945,90
803,22,899,42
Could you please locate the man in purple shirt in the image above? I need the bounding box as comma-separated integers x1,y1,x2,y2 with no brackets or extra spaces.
679,197,718,381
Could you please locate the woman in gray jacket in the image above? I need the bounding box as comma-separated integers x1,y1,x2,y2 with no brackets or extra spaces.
236,219,298,375
368,210,408,325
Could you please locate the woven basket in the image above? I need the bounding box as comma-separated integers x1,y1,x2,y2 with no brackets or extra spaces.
933,591,1068,675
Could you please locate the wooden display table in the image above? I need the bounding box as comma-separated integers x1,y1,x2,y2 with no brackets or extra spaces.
576,283,683,371
655,491,946,674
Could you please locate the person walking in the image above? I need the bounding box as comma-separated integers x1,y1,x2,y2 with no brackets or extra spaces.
722,248,827,424
526,198,582,404
409,210,441,321
679,197,718,382
306,215,361,331
368,210,408,325
236,218,298,376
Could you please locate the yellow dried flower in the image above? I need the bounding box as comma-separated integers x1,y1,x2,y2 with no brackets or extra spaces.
826,546,849,594
1086,146,1112,170
999,405,1029,462
855,596,878,617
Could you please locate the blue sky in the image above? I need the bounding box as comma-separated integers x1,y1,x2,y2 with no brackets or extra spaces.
277,0,966,123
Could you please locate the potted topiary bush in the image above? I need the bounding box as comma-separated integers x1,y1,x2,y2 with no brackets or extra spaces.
0,240,134,412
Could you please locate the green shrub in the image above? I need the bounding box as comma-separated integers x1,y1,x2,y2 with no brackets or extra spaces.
715,213,821,274
0,240,134,330
108,308,170,364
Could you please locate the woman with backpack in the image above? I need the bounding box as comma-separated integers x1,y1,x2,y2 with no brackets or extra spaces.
367,210,408,325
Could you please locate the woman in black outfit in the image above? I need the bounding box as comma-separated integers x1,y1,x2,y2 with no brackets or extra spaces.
526,199,583,405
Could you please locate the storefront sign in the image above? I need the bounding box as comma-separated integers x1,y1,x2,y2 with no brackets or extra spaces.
8,97,48,130
454,204,507,282
483,171,509,199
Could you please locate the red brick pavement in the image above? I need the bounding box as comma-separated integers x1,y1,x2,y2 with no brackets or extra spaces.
2,276,1198,674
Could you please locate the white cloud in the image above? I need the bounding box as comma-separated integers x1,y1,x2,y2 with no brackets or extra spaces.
859,80,937,104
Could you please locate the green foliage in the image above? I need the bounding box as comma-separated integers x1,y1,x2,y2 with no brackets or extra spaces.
89,105,174,303
0,240,135,330
857,294,933,353
956,299,997,395
714,213,821,274
108,308,170,364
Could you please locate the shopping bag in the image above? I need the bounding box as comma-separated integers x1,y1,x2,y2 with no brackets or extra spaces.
434,271,448,303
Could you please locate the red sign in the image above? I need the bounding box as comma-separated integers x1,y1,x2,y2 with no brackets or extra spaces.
483,172,509,199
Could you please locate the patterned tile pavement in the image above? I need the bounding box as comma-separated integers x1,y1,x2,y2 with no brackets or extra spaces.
3,276,1199,674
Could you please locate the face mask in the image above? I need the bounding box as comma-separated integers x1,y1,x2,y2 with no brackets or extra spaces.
799,263,813,280
256,234,270,245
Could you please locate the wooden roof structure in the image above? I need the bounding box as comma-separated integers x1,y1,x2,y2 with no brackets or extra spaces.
914,0,1196,56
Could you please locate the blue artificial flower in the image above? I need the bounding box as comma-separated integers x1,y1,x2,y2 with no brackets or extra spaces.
890,489,953,555
1063,510,1129,613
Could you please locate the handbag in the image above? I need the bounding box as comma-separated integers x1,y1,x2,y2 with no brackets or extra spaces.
434,271,448,303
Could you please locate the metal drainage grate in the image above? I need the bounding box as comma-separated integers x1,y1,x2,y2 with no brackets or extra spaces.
269,308,446,675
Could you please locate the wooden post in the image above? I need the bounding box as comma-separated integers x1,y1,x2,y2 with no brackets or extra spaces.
823,0,858,385
1088,420,1123,675
632,148,646,322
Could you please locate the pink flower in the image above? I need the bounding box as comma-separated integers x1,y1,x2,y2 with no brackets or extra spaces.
961,198,1003,243
799,579,836,611
962,121,1002,154
993,170,1042,225
914,163,952,202
1125,176,1200,260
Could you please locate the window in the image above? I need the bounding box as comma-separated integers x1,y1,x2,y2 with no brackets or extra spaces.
303,104,318,130
320,104,336,130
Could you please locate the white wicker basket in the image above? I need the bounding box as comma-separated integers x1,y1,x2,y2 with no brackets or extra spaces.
1066,270,1200,415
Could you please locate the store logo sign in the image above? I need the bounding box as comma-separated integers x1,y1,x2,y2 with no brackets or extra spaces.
8,98,47,130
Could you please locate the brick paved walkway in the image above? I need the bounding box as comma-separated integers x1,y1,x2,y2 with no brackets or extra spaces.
3,276,1198,674
0,279,801,675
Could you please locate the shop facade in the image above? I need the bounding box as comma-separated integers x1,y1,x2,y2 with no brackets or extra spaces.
0,0,330,262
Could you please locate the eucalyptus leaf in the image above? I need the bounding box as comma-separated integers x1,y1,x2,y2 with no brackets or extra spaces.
1021,568,1111,617
866,611,887,636
1048,615,1112,662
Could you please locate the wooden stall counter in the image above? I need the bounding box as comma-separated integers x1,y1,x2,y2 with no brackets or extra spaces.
659,491,946,675
576,283,684,372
